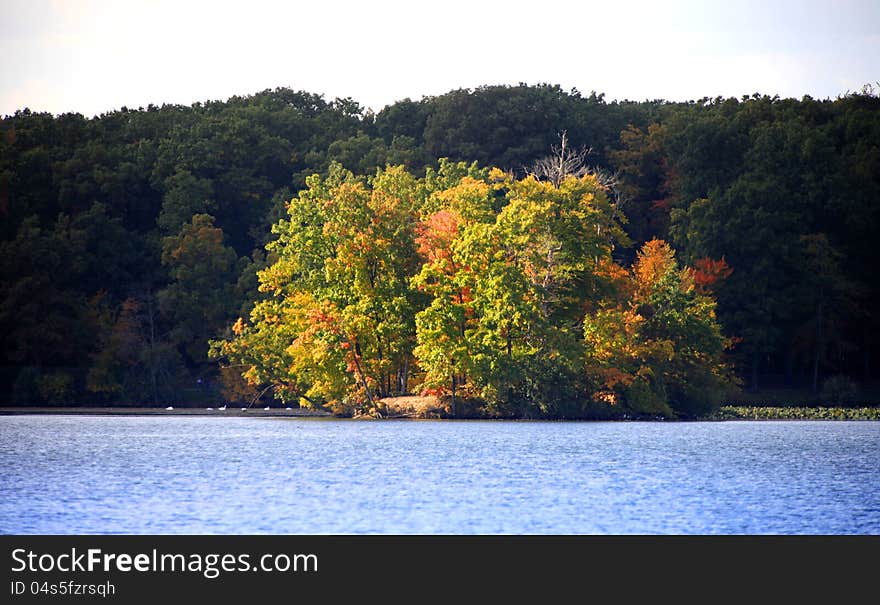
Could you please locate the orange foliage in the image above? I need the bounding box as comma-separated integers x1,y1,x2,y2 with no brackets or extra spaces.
232,317,247,335
416,210,460,263
690,256,733,294
596,366,636,390
595,257,634,303
592,390,619,405
633,238,676,292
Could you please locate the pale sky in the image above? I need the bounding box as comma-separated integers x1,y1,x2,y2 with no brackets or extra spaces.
2,0,878,117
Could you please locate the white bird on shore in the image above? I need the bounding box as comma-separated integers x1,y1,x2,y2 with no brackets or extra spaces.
206,407,213,411
218,405,227,411
286,407,292,410
241,407,247,412
165,406,173,411
264,406,270,410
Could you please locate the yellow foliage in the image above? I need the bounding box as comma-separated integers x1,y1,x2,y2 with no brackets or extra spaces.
633,238,677,293
232,317,246,335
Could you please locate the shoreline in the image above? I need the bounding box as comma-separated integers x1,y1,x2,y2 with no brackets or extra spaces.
1,405,879,421
0,406,332,417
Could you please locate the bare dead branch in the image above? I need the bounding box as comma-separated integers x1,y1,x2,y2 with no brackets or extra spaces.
526,131,628,221
526,131,593,186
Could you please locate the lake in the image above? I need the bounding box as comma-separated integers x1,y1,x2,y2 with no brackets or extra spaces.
1,416,878,534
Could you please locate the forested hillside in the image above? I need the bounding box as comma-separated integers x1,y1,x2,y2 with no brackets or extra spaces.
2,84,878,411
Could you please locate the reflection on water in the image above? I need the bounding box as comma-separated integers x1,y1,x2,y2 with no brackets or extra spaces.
1,416,878,534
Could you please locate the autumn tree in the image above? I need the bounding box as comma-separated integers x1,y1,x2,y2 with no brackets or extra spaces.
213,164,424,413
413,167,628,416
584,239,733,417
411,170,497,408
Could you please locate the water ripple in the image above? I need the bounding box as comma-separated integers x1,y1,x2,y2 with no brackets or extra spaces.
1,417,878,534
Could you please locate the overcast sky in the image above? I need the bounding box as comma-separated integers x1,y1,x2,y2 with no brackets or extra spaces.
2,0,878,117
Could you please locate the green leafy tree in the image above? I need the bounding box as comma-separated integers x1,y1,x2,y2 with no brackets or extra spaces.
157,169,215,233
795,233,856,392
213,164,423,412
159,214,239,363
413,169,627,416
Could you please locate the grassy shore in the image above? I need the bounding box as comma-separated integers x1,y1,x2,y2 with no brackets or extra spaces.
708,406,880,421
374,396,880,420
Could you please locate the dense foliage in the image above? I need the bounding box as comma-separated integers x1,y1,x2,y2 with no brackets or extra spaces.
213,162,731,418
2,84,878,413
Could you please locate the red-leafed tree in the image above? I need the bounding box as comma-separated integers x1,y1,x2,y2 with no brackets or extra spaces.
690,256,733,294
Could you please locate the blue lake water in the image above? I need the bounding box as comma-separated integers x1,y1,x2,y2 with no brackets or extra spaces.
0,416,878,534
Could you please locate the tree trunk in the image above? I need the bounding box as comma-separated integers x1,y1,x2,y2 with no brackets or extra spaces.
450,374,457,418
751,354,760,392
375,341,385,397
812,301,823,392
399,356,409,394
348,339,375,409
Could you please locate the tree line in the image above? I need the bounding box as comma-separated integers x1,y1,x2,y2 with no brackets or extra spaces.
1,84,877,412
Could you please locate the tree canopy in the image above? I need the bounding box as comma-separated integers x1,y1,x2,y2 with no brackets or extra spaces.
2,84,878,410
213,161,731,418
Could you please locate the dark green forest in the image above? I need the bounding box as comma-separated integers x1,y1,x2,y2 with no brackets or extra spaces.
2,84,878,412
